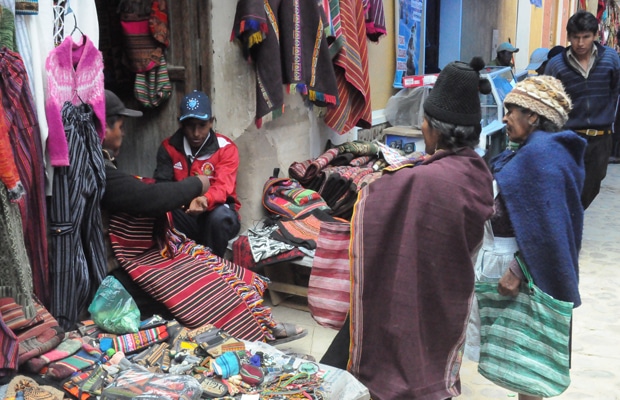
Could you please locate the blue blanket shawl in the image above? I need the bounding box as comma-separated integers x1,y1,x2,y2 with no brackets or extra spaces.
493,130,586,306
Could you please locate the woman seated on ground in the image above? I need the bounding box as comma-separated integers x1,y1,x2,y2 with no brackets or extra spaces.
464,75,585,400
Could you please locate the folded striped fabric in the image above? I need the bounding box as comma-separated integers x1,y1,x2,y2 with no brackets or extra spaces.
308,221,351,329
46,342,102,380
113,325,169,354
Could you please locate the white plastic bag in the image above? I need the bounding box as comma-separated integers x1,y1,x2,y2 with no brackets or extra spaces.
385,86,431,129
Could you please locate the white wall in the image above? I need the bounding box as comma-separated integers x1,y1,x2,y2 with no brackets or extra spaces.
514,0,532,70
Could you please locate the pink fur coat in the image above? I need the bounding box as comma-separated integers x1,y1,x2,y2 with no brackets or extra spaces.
45,36,105,167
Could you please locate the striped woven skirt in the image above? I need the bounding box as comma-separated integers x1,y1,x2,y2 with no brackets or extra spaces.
109,213,276,341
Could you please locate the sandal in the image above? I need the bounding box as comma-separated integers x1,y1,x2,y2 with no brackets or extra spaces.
267,322,308,346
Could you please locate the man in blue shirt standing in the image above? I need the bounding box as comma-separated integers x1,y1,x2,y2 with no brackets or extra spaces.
546,10,620,209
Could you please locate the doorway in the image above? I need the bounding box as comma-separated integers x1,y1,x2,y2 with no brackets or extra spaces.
425,0,441,73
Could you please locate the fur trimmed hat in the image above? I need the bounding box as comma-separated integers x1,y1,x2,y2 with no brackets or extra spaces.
503,75,572,128
423,57,491,126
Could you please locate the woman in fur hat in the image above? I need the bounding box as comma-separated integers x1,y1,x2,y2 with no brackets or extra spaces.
321,58,496,399
465,75,586,400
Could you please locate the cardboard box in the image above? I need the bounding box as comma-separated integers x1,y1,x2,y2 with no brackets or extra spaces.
402,74,439,88
383,126,425,154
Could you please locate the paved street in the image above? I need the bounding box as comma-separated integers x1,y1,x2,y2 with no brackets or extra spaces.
270,164,620,399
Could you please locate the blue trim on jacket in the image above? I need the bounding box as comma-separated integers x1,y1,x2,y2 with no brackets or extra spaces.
545,42,620,130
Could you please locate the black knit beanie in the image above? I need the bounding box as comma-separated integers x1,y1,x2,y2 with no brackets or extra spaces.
423,57,490,126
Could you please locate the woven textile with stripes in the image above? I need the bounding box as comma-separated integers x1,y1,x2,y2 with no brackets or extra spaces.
476,254,573,397
108,214,276,342
307,221,351,330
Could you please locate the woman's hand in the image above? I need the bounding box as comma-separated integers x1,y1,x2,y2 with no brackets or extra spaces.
186,196,208,215
498,268,521,297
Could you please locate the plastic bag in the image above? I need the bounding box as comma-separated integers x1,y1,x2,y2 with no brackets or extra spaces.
101,368,203,400
385,86,431,129
88,276,140,334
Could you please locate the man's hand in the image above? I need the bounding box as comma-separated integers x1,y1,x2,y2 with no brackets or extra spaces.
186,196,208,215
498,268,521,297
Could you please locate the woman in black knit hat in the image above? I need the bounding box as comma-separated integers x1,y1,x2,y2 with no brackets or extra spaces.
320,58,495,400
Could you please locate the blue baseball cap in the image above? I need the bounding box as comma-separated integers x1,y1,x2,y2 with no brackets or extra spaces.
526,47,550,71
497,42,519,53
179,90,212,121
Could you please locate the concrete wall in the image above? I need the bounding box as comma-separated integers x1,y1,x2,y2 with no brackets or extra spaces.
368,0,397,110
461,0,500,63
210,2,355,230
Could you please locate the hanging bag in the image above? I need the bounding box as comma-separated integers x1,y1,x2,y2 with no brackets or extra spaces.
134,53,172,108
476,252,573,397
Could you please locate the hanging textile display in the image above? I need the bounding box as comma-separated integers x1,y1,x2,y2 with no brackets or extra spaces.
323,0,373,134
364,0,387,41
394,0,423,88
0,182,36,321
48,102,107,331
119,0,171,108
0,6,16,51
231,0,339,128
134,53,171,107
45,35,105,167
595,0,619,48
0,96,23,201
0,89,33,319
118,0,162,73
0,49,50,308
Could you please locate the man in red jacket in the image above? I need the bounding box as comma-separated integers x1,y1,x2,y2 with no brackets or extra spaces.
154,90,241,257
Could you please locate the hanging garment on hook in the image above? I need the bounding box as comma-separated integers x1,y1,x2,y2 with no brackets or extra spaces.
0,6,17,51
45,35,105,167
134,53,171,108
149,0,169,47
119,0,162,73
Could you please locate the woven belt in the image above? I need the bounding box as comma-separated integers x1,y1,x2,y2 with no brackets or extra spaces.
575,129,610,136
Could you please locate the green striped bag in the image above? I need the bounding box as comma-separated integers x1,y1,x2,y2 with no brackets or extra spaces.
476,253,573,397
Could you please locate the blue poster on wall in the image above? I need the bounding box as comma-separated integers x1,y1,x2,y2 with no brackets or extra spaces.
394,0,424,88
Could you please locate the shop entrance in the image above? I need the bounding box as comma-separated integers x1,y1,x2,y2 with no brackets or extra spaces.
92,0,213,177
425,0,441,73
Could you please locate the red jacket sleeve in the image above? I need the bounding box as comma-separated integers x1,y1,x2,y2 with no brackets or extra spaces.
205,140,239,211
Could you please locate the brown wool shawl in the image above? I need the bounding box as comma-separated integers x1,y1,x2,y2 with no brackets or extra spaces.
349,148,494,400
